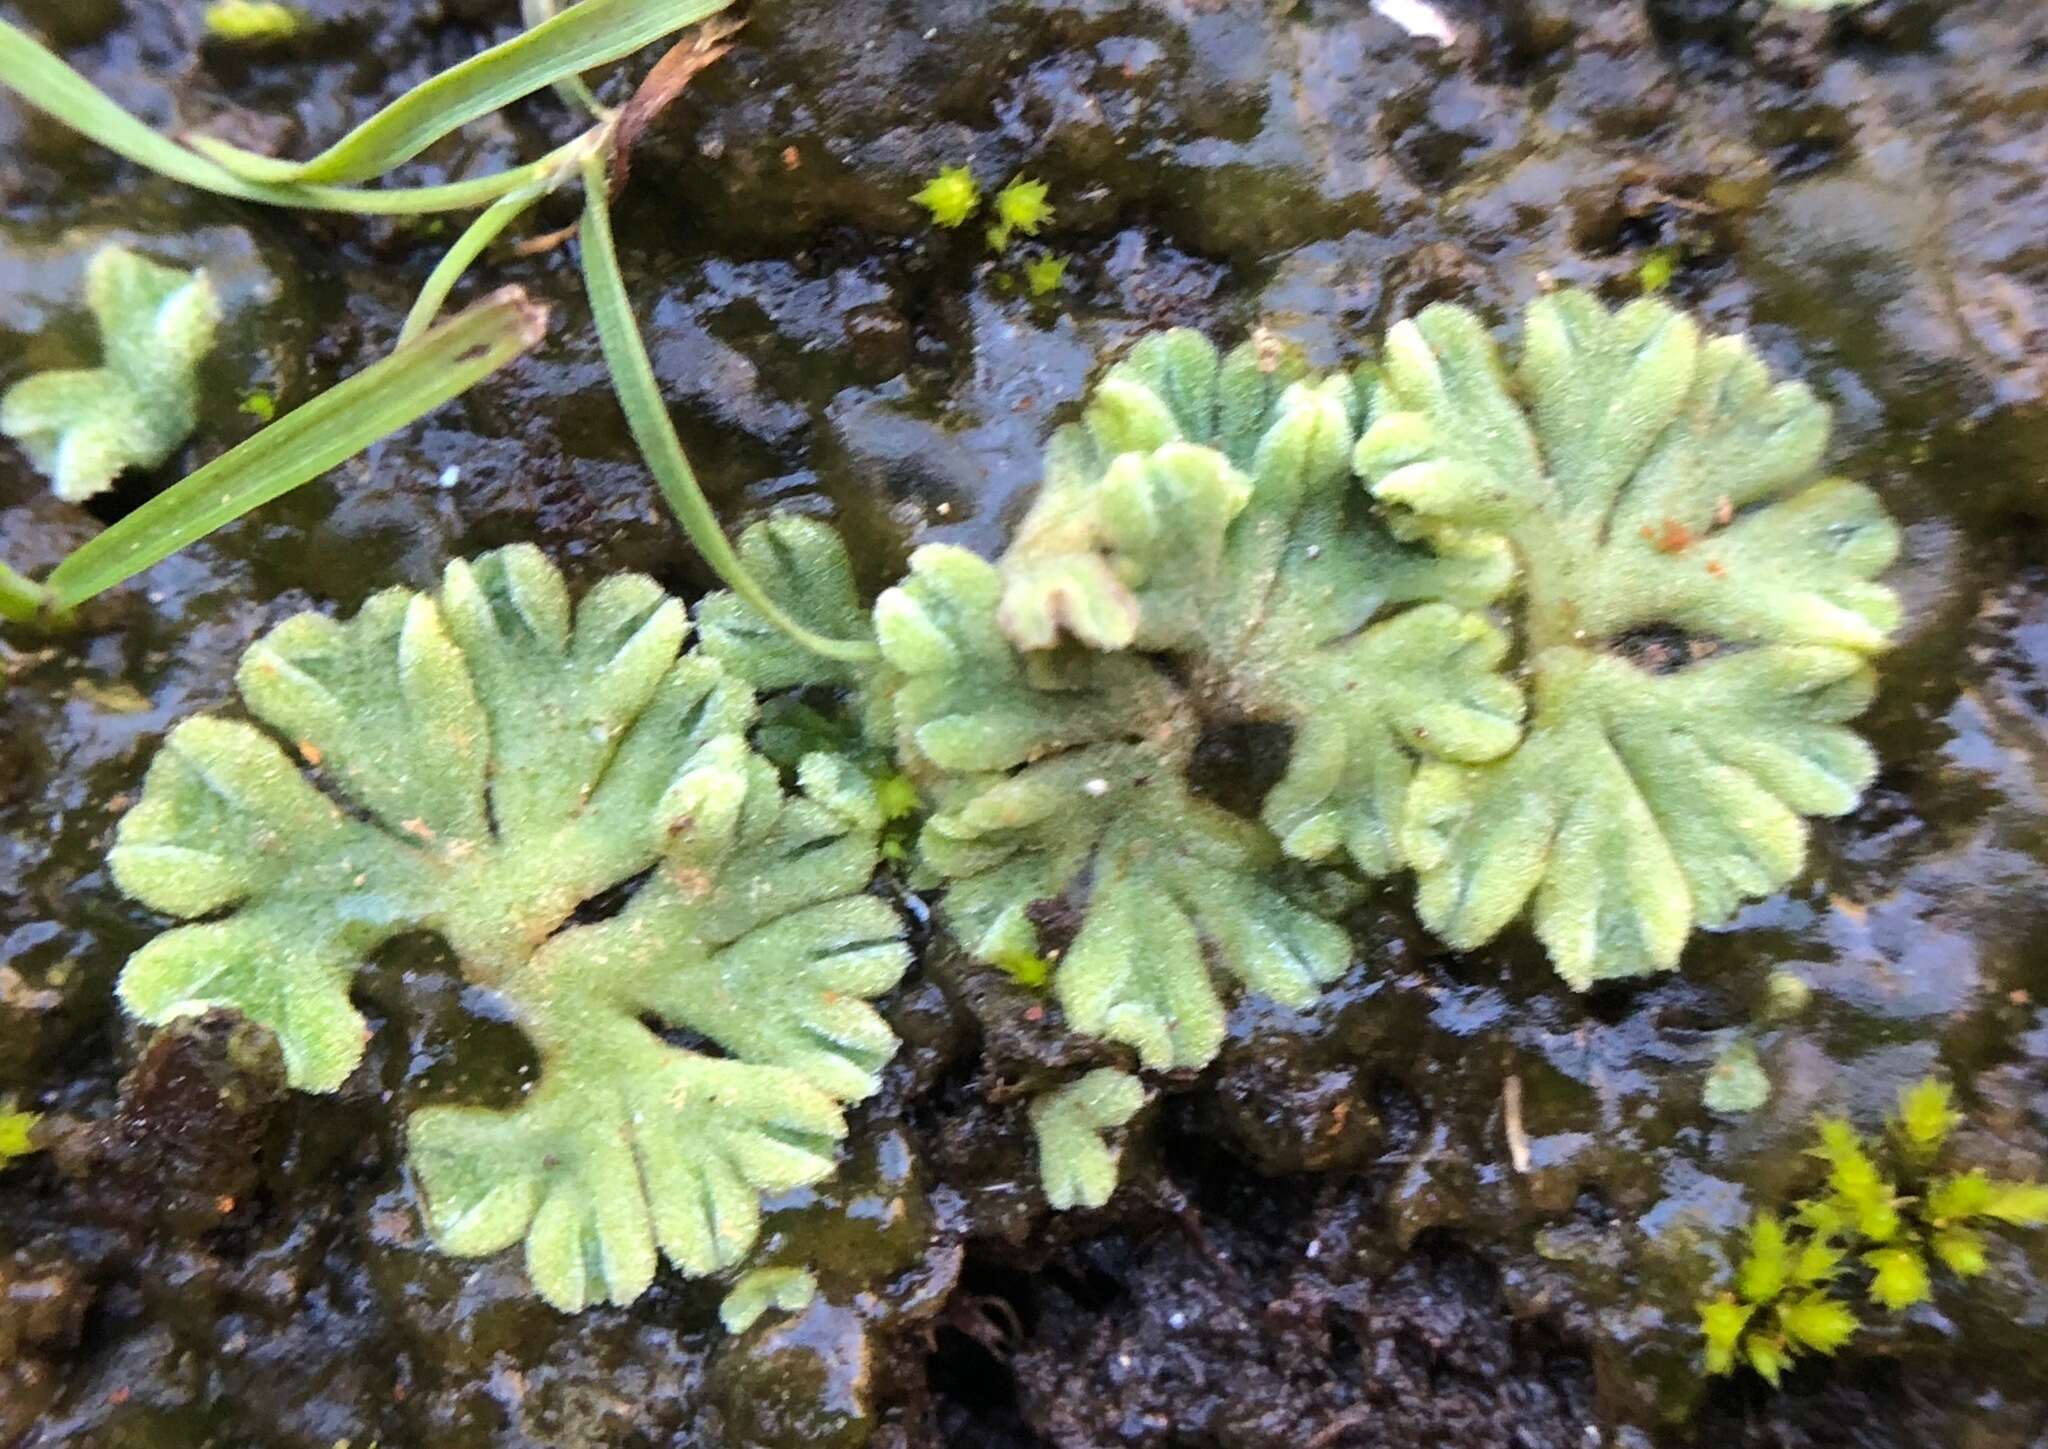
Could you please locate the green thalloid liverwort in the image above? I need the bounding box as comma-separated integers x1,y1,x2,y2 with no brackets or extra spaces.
704,331,1519,1076
1355,293,1900,986
700,294,1900,1204
1,246,220,504
107,292,1905,1306
711,290,1900,1008
109,548,909,1312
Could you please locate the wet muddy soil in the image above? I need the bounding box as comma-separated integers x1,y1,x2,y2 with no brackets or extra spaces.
4,0,2048,1444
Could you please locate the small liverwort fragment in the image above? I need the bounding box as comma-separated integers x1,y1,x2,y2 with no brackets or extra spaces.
696,516,880,696
1,246,221,503
109,547,907,1312
879,542,1353,1071
1030,1069,1145,1211
1762,969,1813,1021
1704,1040,1771,1114
720,1266,819,1333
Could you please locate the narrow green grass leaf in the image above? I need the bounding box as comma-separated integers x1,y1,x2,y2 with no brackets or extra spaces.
576,159,878,665
0,20,283,200
202,0,734,186
523,0,608,118
0,559,51,624
197,140,585,216
397,178,553,346
45,290,548,610
0,21,578,216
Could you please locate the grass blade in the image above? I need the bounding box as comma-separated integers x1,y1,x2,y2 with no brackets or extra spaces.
0,559,51,625
192,138,586,215
523,0,608,119
202,0,735,186
397,178,553,346
45,290,550,611
0,20,282,201
0,21,578,216
576,158,878,664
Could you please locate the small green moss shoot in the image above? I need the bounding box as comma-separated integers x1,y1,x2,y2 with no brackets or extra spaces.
913,165,981,229
1700,1077,2048,1383
913,168,1058,265
875,770,921,863
239,390,277,423
992,947,1053,990
204,0,302,44
875,772,920,823
987,176,1054,251
1023,254,1069,297
1637,247,1678,294
0,1110,39,1163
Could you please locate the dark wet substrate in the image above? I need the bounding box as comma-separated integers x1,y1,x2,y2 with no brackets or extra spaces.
5,0,2048,1444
